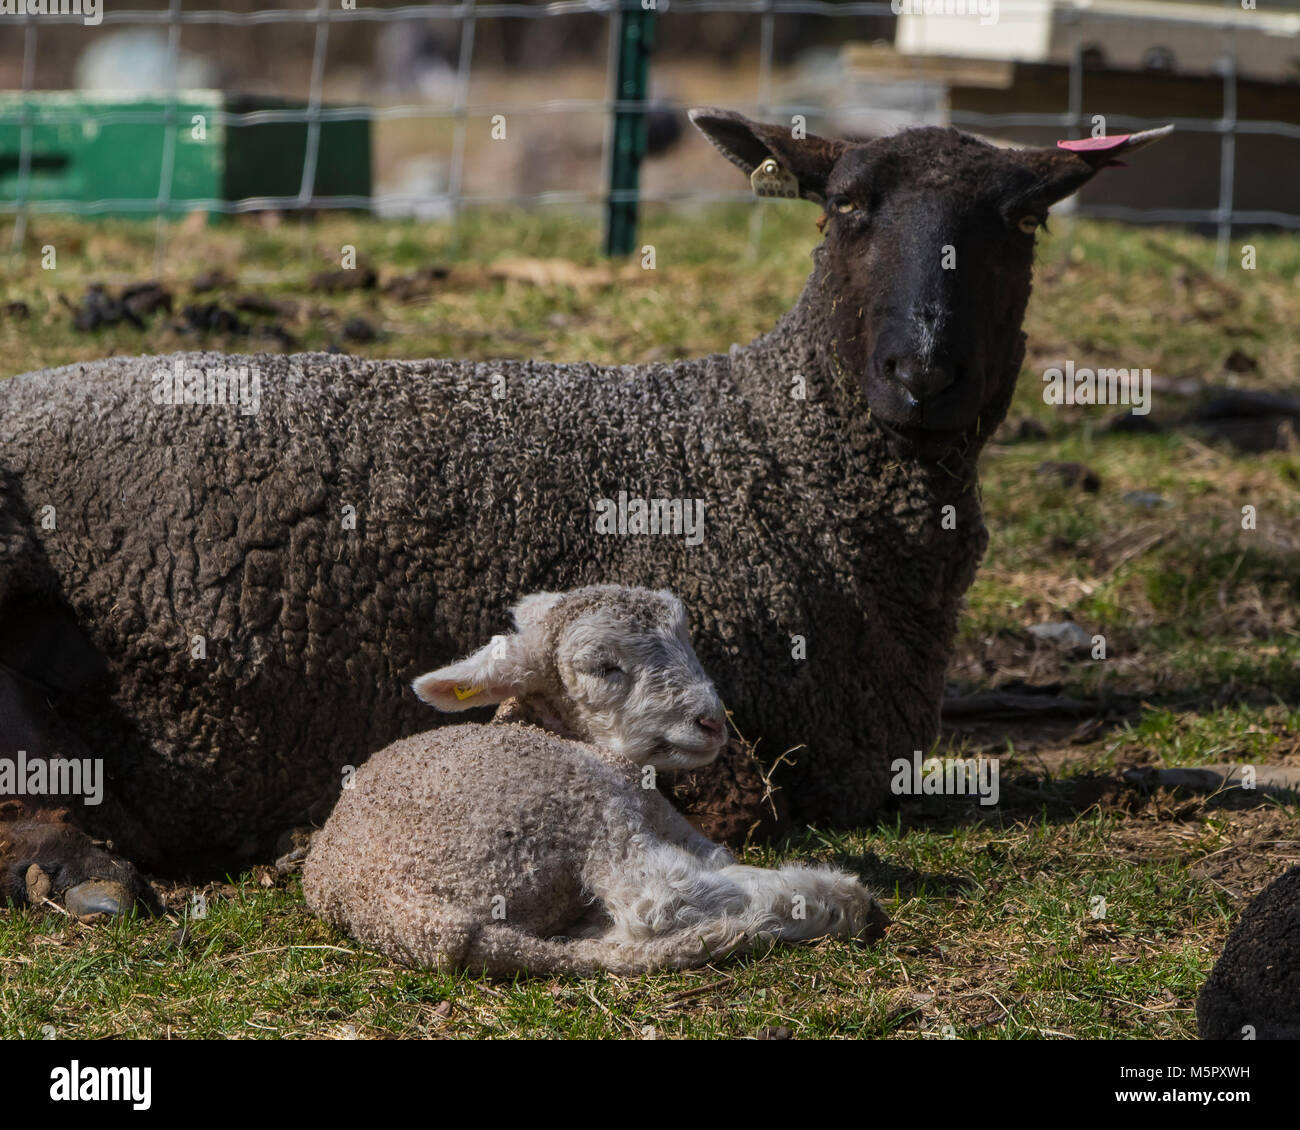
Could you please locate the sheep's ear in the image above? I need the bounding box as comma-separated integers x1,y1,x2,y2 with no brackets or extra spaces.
689,107,845,204
1014,125,1174,208
411,591,561,712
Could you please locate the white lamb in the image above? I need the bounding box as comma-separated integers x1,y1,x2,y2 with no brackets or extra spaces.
303,585,889,975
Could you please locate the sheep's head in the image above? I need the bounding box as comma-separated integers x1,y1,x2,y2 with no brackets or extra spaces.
412,585,727,770
690,108,1172,457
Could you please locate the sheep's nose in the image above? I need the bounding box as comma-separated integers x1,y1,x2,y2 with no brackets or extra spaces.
697,715,723,738
886,355,958,401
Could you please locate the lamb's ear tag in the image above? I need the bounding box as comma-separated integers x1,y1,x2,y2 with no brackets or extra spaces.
453,684,483,701
750,158,799,199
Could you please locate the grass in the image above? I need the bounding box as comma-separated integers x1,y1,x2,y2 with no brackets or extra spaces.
0,805,1269,1040
1,203,1298,1039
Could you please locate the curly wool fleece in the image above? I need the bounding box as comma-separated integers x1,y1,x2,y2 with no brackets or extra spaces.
1197,867,1300,1040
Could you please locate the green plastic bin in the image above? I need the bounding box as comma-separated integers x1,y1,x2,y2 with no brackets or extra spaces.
0,91,371,216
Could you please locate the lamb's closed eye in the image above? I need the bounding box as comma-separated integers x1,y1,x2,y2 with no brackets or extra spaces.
577,656,623,679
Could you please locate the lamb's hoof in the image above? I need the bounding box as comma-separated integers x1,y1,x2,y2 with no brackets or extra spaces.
857,899,892,944
64,879,134,922
1,818,155,920
273,826,316,875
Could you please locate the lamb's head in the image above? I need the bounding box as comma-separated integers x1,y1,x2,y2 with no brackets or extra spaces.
411,585,727,769
690,108,1172,458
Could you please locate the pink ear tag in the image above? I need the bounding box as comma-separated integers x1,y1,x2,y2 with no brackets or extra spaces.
1056,134,1132,167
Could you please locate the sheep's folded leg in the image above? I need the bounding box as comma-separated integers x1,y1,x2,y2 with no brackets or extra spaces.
0,815,157,921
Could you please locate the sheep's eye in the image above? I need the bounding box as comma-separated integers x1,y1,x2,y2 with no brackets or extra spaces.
581,660,623,679
835,198,857,214
1017,215,1040,234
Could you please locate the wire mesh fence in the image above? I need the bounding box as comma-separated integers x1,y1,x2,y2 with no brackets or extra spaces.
2,0,1297,274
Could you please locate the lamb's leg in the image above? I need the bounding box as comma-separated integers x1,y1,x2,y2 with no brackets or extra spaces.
595,842,890,958
716,862,891,944
360,851,887,977
647,795,736,866
370,890,723,977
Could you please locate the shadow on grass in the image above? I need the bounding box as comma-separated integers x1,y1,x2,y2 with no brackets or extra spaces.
884,768,1294,835
826,849,976,900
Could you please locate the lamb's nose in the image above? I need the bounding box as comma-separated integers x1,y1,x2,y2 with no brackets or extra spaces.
697,715,723,738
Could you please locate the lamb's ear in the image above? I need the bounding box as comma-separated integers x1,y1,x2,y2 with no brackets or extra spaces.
1014,125,1174,208
689,107,846,204
411,639,529,712
411,592,561,712
509,591,563,633
653,588,688,633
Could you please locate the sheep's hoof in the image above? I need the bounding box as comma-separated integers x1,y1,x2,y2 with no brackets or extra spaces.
24,863,53,904
64,879,134,923
2,817,155,921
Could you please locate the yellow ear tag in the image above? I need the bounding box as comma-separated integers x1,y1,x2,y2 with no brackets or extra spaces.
750,158,799,199
453,684,483,701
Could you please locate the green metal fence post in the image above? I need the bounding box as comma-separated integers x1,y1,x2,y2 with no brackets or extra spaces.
603,0,655,258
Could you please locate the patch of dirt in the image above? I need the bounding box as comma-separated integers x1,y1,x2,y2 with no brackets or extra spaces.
950,631,1080,688
1185,809,1300,903
1058,790,1300,903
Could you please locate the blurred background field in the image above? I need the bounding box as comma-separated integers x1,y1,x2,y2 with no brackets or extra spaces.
4,1,1299,248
